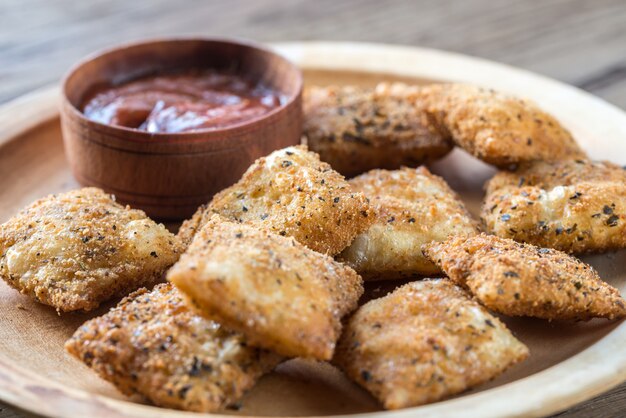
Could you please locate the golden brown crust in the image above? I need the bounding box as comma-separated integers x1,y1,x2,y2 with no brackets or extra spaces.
425,234,626,320
303,84,452,177
177,204,210,248
168,216,363,360
338,167,479,279
482,160,626,253
334,279,528,409
65,283,282,412
179,145,373,255
411,83,586,167
0,188,182,312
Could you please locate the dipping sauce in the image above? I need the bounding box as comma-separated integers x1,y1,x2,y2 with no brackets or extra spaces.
82,70,283,133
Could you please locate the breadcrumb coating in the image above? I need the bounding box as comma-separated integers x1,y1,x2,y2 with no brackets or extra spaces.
303,84,452,177
334,279,528,409
177,203,209,249
169,216,363,360
65,283,282,412
0,188,182,311
483,159,626,253
177,145,373,255
410,83,586,167
338,167,479,279
425,234,626,320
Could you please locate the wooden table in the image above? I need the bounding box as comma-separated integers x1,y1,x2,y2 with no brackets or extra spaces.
1,0,625,417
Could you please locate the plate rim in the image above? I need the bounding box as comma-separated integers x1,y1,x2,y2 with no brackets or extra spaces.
0,40,625,418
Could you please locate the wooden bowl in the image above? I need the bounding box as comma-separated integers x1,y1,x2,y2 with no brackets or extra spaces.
61,38,303,220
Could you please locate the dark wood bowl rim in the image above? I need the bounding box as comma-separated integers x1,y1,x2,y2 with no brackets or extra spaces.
61,36,303,144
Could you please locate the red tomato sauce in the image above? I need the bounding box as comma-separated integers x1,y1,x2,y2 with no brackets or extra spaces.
81,70,282,133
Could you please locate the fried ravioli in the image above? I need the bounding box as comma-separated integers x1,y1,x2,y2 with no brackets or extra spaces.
303,84,452,177
334,280,528,409
412,83,586,167
168,216,363,360
482,159,626,253
0,188,182,312
425,234,626,320
338,167,479,279
65,283,282,412
178,145,373,255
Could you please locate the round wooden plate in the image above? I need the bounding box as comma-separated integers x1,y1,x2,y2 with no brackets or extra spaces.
0,42,625,418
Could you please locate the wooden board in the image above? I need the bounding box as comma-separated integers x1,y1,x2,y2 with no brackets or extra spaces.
0,42,625,418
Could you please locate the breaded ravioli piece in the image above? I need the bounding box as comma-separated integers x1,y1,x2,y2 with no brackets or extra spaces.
338,167,479,279
303,84,452,177
168,216,363,360
482,159,626,253
334,280,528,409
412,83,586,167
425,234,626,320
65,283,282,412
0,188,182,312
178,145,373,255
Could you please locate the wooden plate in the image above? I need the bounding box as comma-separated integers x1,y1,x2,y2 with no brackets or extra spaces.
1,41,625,418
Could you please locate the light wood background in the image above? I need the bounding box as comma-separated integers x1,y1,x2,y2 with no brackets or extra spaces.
1,0,625,417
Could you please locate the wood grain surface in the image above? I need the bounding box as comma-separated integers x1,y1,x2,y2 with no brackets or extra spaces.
1,1,625,417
